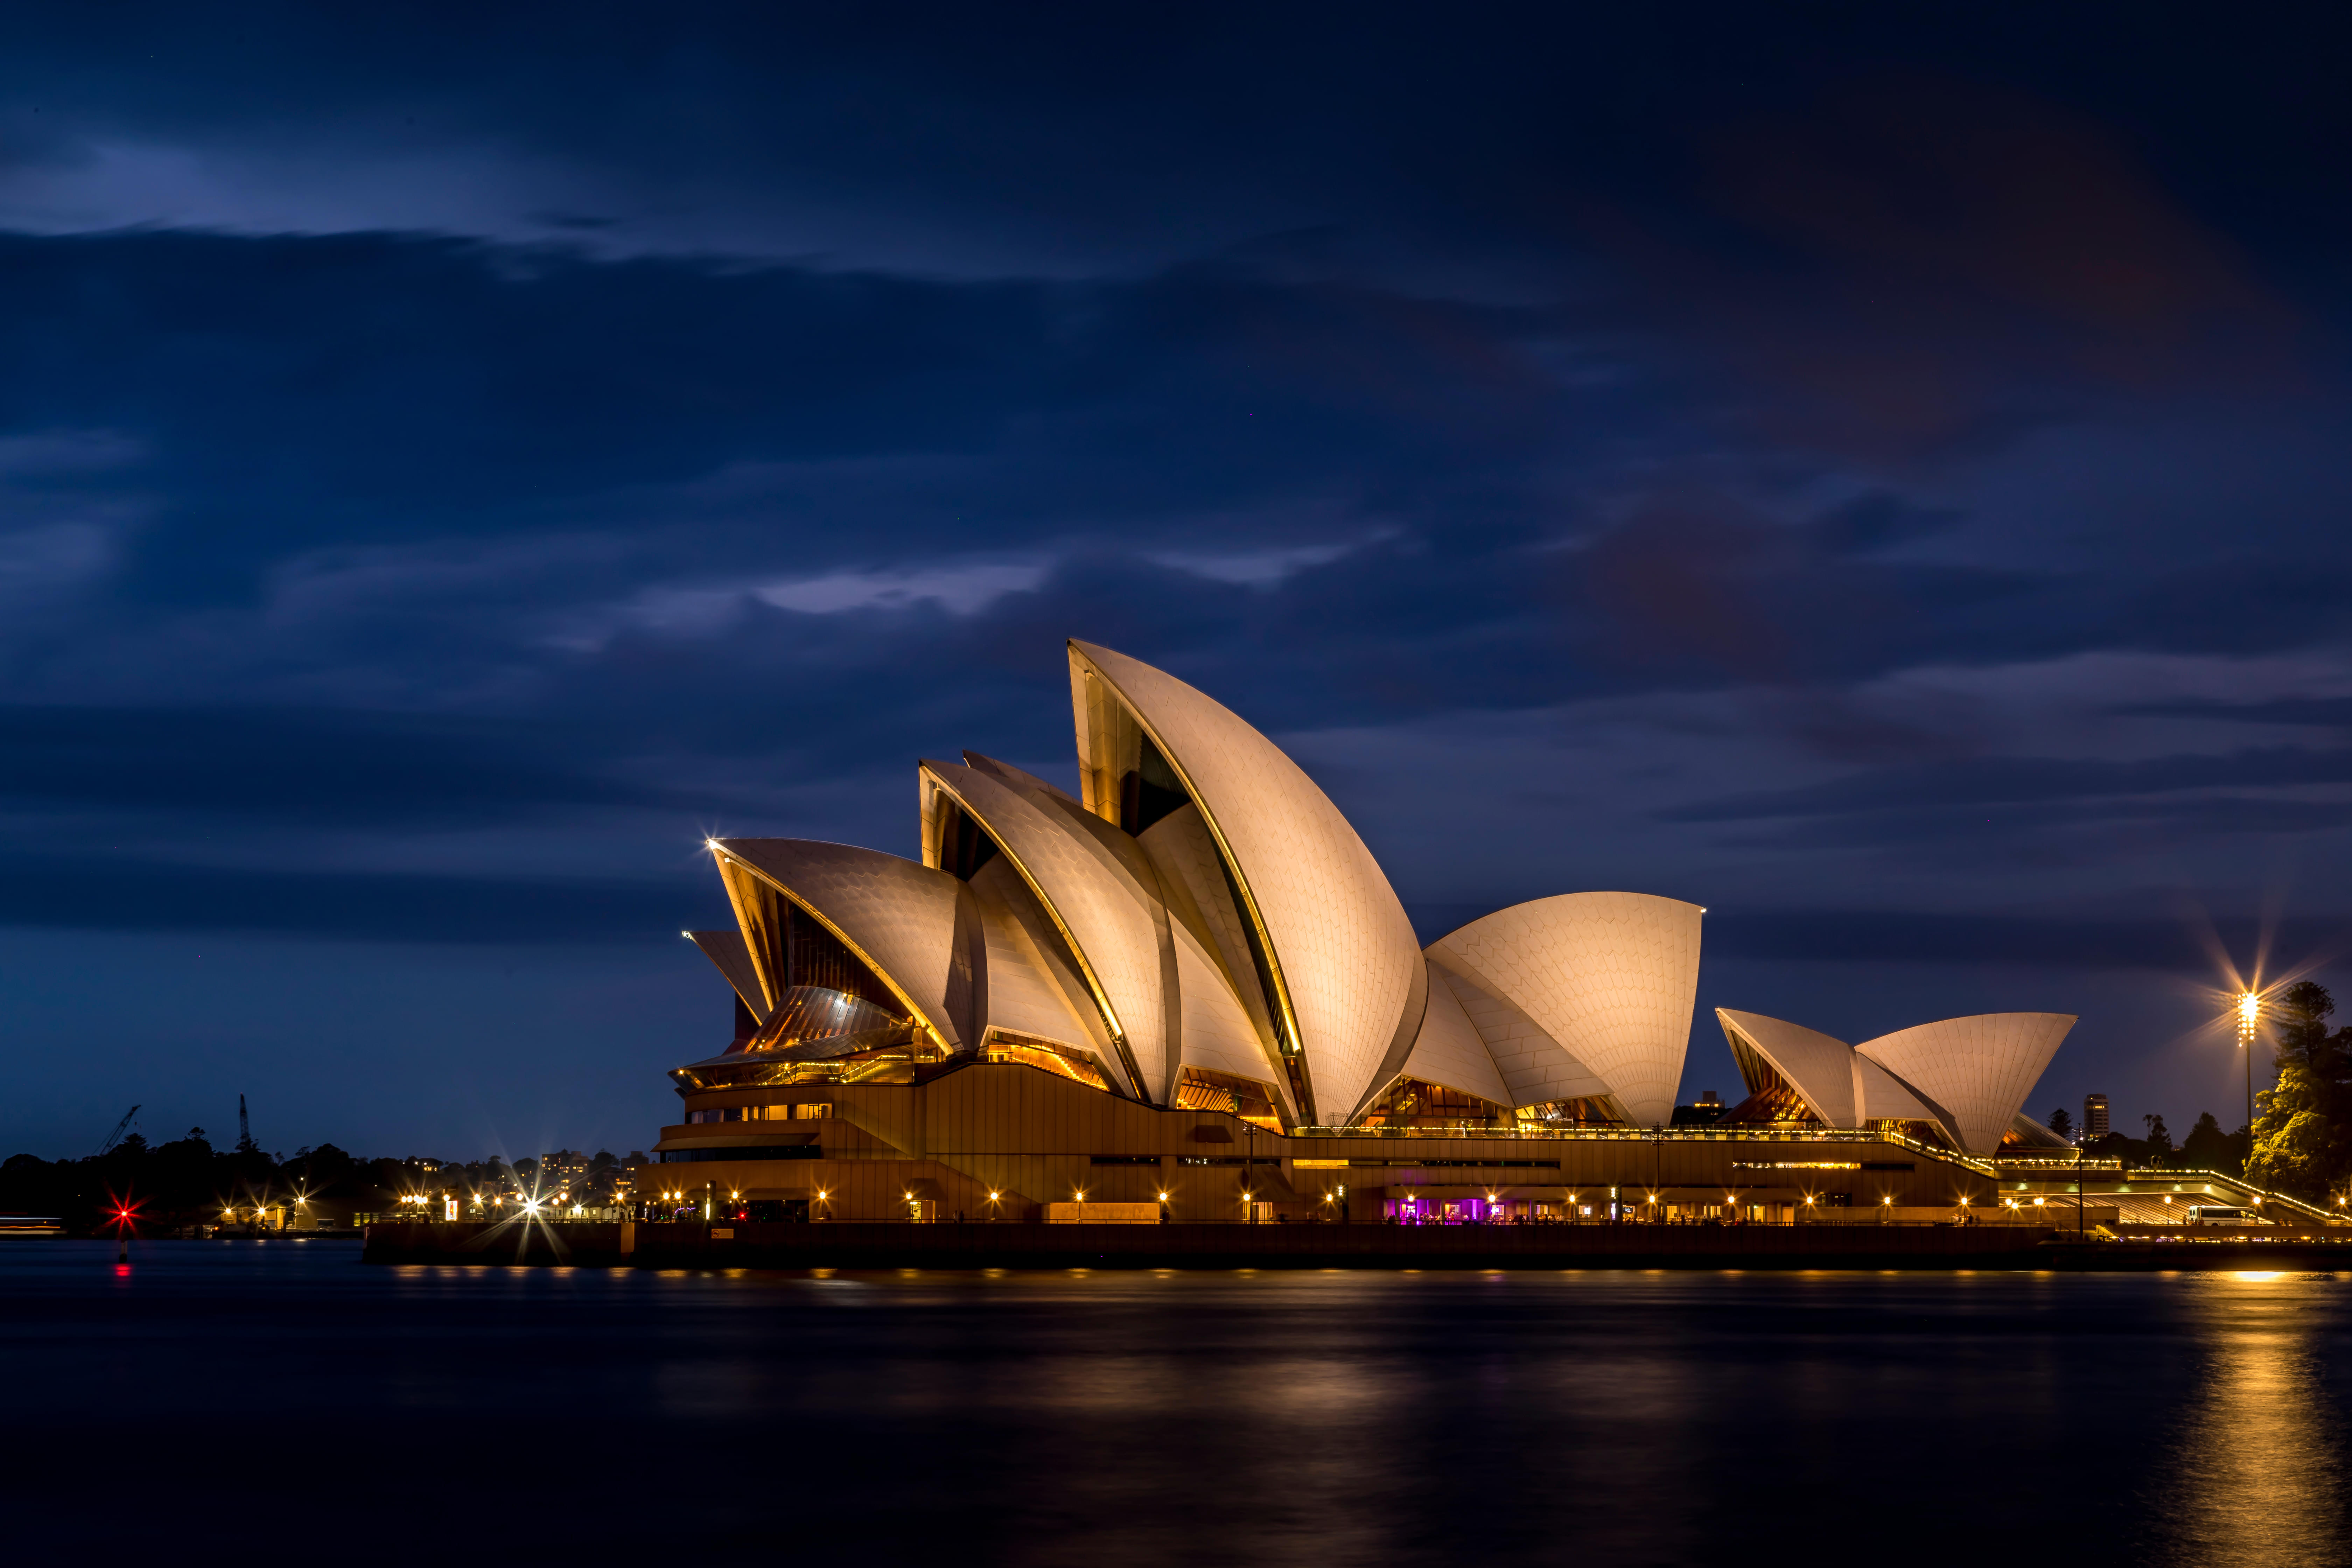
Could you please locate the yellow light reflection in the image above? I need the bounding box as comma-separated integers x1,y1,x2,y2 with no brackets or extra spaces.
2154,1275,2350,1563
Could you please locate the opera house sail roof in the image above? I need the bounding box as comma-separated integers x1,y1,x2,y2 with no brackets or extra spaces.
671,638,2071,1146
1716,1007,2076,1154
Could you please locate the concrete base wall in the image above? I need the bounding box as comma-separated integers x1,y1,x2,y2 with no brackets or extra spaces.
368,1217,2068,1269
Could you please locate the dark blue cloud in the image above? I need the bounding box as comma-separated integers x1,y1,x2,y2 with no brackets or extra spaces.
3,3,2351,1153
0,853,715,943
0,704,674,820
1667,746,2352,823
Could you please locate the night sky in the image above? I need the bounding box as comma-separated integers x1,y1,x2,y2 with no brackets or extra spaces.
4,5,2348,1160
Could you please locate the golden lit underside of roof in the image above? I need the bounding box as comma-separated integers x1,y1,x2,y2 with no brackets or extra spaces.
671,984,924,1089
1353,1076,1512,1132
739,985,910,1058
1722,1078,1819,1125
980,1031,1113,1093
1173,1065,1285,1129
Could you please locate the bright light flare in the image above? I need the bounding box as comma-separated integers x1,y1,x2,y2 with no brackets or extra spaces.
104,1187,147,1255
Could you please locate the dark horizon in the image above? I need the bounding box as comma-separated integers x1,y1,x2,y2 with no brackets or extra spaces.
5,4,2351,1157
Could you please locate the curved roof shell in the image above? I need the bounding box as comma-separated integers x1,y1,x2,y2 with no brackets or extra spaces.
1717,1009,1944,1130
1720,1009,1859,1124
710,838,981,1051
1068,640,1422,1124
1426,963,1614,1113
686,929,770,1023
1856,1013,2077,1154
960,750,1075,803
1430,892,1702,1128
2008,1110,2073,1149
921,758,1172,1101
1398,957,1514,1107
964,859,1110,1065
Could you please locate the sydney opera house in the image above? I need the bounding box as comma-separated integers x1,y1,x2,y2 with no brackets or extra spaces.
649,640,2077,1224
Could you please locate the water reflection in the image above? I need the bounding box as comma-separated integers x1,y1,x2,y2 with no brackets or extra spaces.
7,1246,2351,1567
2147,1273,2349,1566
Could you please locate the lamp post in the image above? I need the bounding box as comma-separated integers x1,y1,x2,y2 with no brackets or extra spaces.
2238,990,2260,1175
2075,1135,2085,1240
1652,1122,1663,1211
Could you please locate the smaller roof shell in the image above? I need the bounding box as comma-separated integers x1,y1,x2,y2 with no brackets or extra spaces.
1398,957,1513,1107
711,838,978,1050
1856,1013,2077,1155
1430,892,1702,1128
686,929,770,1023
1718,1009,1947,1132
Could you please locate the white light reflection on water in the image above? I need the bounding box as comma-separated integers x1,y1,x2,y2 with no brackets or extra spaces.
2147,1272,2350,1566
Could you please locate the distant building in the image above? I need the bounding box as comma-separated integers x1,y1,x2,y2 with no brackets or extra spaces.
539,1150,590,1193
1672,1090,1728,1127
2084,1094,2110,1140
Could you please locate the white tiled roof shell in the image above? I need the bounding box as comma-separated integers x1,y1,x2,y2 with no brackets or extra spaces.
1430,892,1703,1128
687,929,771,1023
962,750,1074,803
1856,1013,2076,1155
1138,803,1282,1055
1171,922,1294,1116
1855,1054,1942,1127
1070,642,1421,1124
1717,1009,1942,1129
1401,958,1512,1106
2008,1110,2073,1149
924,760,1170,1099
1431,963,1614,1109
1717,1009,1857,1124
965,860,1101,1059
714,838,970,1049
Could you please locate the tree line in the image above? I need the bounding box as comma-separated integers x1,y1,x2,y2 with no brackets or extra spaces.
2043,1104,2250,1171
0,1128,643,1235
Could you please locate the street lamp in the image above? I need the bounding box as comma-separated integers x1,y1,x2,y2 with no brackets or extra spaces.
2237,990,2261,1170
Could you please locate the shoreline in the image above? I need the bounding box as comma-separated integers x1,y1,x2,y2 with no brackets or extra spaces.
355,1219,2352,1272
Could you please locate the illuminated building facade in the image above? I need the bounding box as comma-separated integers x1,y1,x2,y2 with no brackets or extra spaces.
649,640,2080,1224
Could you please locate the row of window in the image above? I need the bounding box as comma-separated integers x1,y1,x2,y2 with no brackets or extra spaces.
1095,1155,1573,1169
657,1146,824,1163
687,1102,834,1124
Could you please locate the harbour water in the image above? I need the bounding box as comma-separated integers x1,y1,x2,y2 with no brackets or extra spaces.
5,1242,2345,1565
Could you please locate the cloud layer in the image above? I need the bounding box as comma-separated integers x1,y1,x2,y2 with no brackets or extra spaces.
2,4,2348,1152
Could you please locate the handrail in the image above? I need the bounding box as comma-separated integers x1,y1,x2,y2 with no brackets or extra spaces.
1283,1123,1998,1178
1995,1157,2124,1170
2118,1167,2338,1223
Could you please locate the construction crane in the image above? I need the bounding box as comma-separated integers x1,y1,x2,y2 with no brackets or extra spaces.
95,1105,141,1157
238,1094,253,1152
